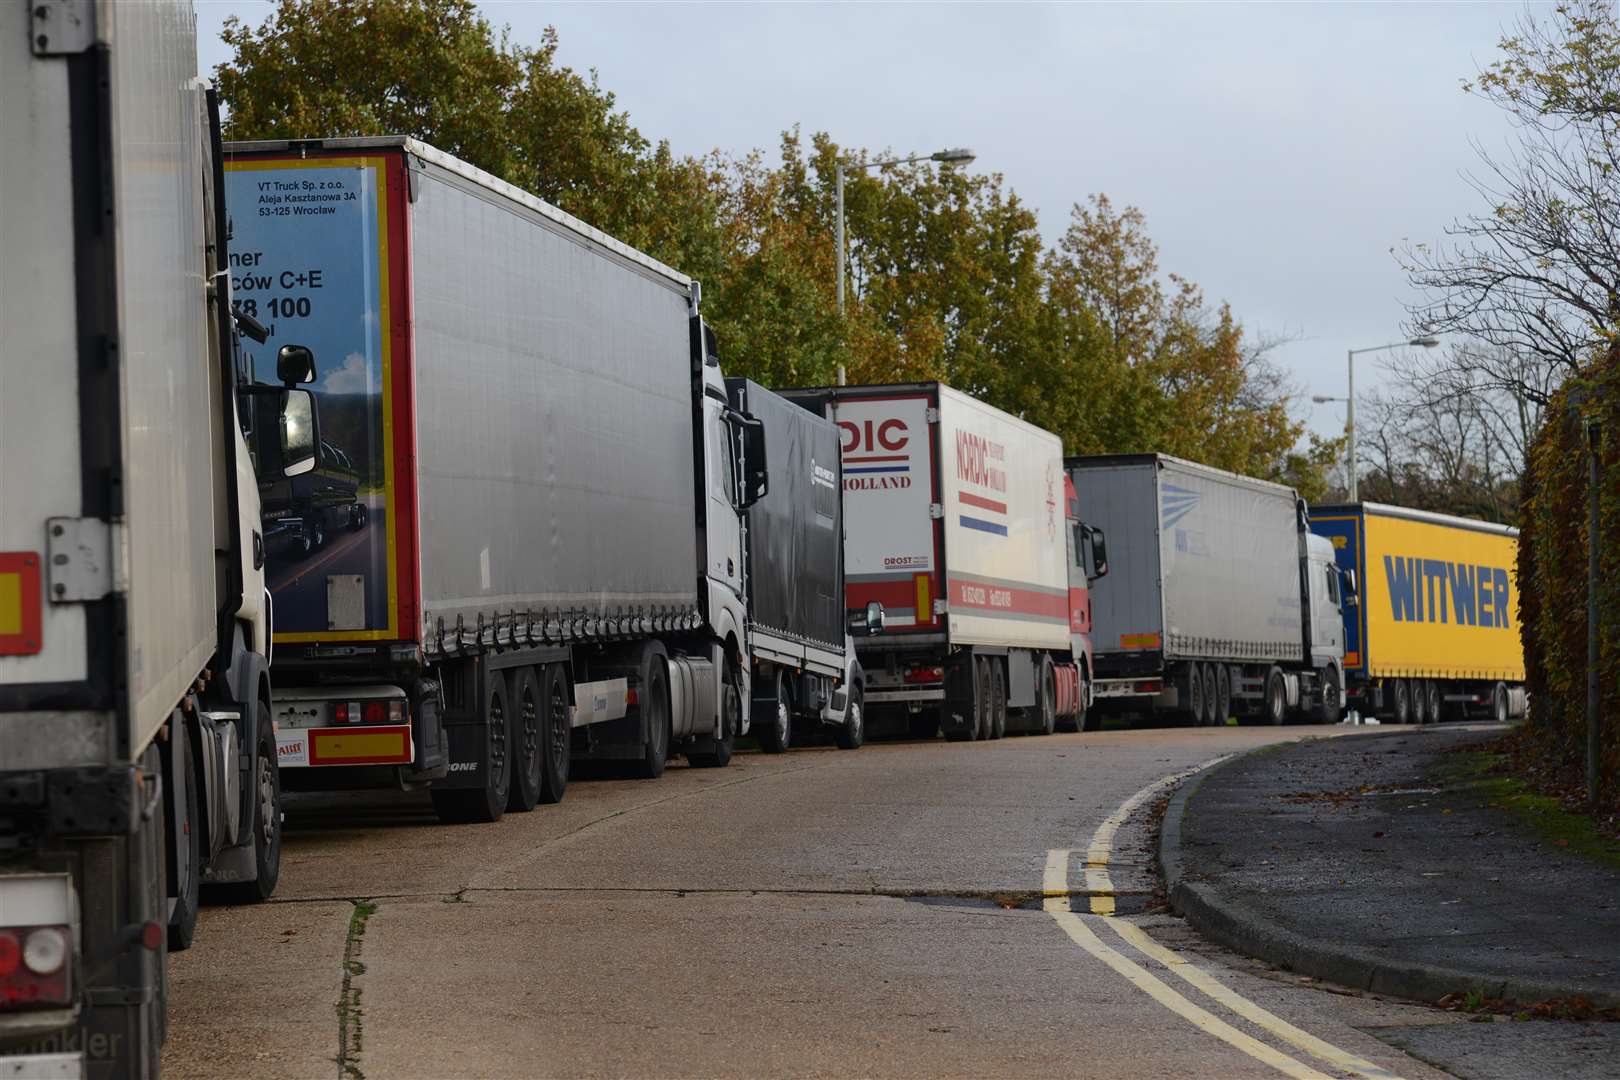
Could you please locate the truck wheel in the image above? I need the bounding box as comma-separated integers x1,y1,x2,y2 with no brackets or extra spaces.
1425,680,1442,724
351,503,369,530
1033,659,1057,736
836,685,865,750
163,724,200,951
1393,679,1412,724
309,517,326,550
1493,682,1510,724
1264,667,1287,725
1315,667,1343,725
1201,664,1220,726
507,667,542,813
628,655,670,780
1214,665,1232,726
688,653,739,768
756,669,792,754
1187,663,1206,726
975,656,993,740
208,701,284,904
539,664,571,802
990,660,1007,740
1410,679,1429,725
431,670,511,823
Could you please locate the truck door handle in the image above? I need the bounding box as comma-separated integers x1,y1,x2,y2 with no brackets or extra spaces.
253,530,265,570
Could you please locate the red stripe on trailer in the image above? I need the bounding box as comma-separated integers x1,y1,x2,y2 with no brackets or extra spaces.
385,151,421,645
948,578,1069,620
958,491,1007,515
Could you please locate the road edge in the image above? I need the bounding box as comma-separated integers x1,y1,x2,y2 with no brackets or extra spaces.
1157,735,1620,1010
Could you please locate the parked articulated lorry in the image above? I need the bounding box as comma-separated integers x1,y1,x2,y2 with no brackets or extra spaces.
1309,503,1526,723
782,384,1107,741
1070,454,1346,725
224,137,768,822
2,4,294,1074
725,380,870,752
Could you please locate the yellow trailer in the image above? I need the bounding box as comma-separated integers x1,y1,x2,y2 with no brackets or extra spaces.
1310,502,1526,723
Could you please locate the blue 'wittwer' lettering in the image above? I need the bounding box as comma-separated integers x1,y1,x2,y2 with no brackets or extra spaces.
1382,556,1510,628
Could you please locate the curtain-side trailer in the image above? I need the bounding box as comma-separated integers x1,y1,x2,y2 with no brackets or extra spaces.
1070,454,1348,725
2,4,291,1075
781,383,1104,741
725,380,868,752
1309,502,1527,723
223,137,766,824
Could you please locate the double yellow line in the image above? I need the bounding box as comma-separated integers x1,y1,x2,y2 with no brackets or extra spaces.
1043,760,1405,1080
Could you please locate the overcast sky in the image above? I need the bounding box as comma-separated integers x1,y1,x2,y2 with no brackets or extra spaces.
197,1,1524,440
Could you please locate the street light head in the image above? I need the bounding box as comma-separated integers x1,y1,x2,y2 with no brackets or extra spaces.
1311,395,1336,404
931,147,976,166
1410,336,1441,348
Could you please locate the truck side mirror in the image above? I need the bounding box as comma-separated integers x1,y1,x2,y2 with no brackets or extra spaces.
281,389,318,477
735,413,768,509
277,344,317,385
849,601,885,637
1083,525,1109,580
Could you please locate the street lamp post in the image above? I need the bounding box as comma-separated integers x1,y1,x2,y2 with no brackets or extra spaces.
1312,337,1440,501
834,147,975,384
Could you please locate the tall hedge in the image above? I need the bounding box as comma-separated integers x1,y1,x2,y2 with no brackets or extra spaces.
1519,356,1620,798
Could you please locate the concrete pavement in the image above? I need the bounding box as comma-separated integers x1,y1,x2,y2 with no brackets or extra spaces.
162,725,1585,1078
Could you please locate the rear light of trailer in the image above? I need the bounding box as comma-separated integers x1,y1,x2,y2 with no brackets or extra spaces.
1134,680,1163,694
904,666,945,685
0,925,71,1010
334,699,405,725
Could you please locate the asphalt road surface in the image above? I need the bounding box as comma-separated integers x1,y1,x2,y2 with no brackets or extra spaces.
162,725,1549,1079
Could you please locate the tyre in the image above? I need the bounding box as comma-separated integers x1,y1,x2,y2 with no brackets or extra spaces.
1033,658,1057,736
756,669,792,754
207,701,284,904
836,684,865,750
1079,665,1101,732
1493,682,1509,724
1214,665,1231,726
687,651,739,768
309,517,326,550
1315,666,1342,725
990,659,1007,740
1425,680,1441,725
538,664,571,802
1393,679,1412,725
297,529,314,558
1187,663,1206,727
351,503,369,530
628,653,671,780
1264,667,1287,725
507,667,542,813
163,724,200,951
975,656,993,740
431,668,511,823
1411,679,1430,725
1200,664,1218,727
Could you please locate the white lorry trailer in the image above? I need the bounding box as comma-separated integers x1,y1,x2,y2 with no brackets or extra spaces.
781,383,1105,741
1069,454,1347,725
223,137,768,821
1,3,293,1075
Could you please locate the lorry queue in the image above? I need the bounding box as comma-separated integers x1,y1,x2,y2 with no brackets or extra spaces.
0,4,1525,1075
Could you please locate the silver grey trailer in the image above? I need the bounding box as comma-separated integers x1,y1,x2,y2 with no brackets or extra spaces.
1069,454,1347,725
224,137,765,823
